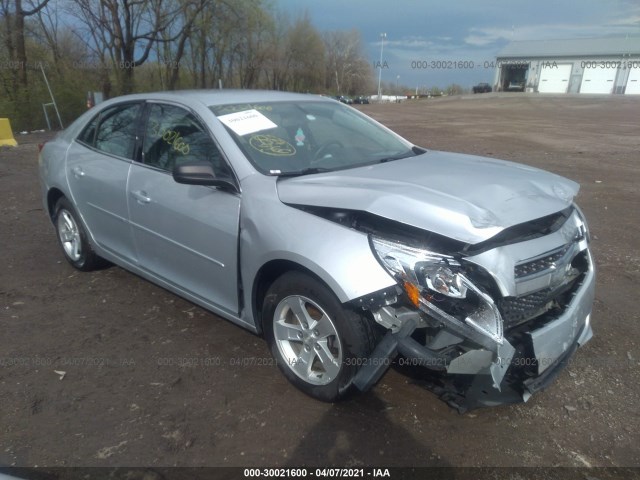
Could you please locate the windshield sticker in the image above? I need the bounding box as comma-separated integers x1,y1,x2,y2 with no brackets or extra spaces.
295,128,306,146
218,109,277,136
249,134,296,156
306,114,316,121
215,104,273,115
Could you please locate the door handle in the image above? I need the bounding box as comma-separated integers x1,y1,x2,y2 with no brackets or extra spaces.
71,166,85,178
131,190,151,204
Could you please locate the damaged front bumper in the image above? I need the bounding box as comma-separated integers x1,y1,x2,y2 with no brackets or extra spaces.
353,254,595,412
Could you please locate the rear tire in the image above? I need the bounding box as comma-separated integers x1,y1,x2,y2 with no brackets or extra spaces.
263,271,379,402
53,197,106,271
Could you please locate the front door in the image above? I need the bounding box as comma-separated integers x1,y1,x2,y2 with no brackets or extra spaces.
127,102,241,315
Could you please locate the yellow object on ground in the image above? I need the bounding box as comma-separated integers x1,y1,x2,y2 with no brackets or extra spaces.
0,118,18,147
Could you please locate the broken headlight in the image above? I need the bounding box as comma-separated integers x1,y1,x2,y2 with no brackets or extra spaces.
371,237,465,298
370,236,503,344
574,203,591,243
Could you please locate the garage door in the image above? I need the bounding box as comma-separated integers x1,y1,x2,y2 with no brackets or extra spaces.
625,66,640,94
538,64,572,93
580,66,617,94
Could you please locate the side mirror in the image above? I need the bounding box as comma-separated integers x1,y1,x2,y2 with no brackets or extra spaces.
172,161,237,192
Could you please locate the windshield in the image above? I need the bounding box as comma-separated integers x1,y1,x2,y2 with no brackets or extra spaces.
210,101,416,175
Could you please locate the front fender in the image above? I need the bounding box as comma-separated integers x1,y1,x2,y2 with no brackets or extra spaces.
238,174,395,327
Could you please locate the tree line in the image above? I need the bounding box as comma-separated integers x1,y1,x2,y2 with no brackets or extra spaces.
1,0,374,130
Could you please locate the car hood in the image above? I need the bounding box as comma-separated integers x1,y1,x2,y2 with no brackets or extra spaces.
276,151,579,245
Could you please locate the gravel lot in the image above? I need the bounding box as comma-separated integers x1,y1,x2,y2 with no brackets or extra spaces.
1,94,639,472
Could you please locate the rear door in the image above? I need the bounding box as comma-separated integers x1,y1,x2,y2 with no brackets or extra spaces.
66,102,142,262
127,102,241,315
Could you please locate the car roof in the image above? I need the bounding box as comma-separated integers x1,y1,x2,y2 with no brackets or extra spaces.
59,90,338,144
103,89,330,108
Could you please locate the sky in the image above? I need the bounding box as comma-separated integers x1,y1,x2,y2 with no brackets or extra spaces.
275,0,640,92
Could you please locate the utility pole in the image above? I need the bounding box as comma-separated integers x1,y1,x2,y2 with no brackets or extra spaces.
377,33,386,102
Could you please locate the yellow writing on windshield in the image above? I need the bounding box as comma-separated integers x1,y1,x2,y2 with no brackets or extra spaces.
249,134,296,156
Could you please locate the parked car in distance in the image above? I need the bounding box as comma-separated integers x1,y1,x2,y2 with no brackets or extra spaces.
334,95,353,104
353,96,370,104
39,90,594,410
472,83,492,93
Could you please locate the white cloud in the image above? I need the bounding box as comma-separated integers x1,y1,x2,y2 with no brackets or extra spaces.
373,36,435,50
464,21,640,47
606,14,640,27
464,28,512,46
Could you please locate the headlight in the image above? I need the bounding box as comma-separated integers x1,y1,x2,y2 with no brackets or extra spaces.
370,236,503,344
573,204,591,243
370,237,466,299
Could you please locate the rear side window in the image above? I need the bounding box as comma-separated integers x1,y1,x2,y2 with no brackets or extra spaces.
93,103,141,159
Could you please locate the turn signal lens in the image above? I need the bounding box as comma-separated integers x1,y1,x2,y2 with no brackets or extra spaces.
403,281,421,307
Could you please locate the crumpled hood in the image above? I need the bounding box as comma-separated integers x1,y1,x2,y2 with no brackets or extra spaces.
277,151,579,245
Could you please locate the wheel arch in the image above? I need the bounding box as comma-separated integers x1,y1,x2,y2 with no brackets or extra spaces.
46,187,66,219
252,259,339,335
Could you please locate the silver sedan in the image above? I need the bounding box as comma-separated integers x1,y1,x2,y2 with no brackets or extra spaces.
39,90,594,410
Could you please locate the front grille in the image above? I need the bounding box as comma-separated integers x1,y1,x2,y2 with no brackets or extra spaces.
498,273,584,329
499,288,557,327
514,245,570,279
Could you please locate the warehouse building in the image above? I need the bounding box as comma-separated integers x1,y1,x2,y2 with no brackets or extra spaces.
493,36,640,94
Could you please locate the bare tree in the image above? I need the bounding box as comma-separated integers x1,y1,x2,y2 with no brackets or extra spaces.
261,11,325,92
179,0,267,90
26,0,64,74
1,1,15,64
324,29,371,95
262,9,290,91
160,0,204,89
1,0,377,131
176,0,225,88
229,0,272,89
70,0,194,94
1,0,50,87
285,13,324,92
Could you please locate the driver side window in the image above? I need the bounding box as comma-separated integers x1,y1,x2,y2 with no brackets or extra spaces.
142,104,232,179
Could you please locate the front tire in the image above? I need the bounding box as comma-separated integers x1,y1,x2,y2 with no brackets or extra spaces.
263,271,379,402
53,197,106,271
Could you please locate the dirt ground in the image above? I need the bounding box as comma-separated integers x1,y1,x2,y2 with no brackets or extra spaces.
1,94,639,472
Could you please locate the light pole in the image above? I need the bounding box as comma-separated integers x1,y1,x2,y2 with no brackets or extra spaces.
377,33,386,102
396,75,400,103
